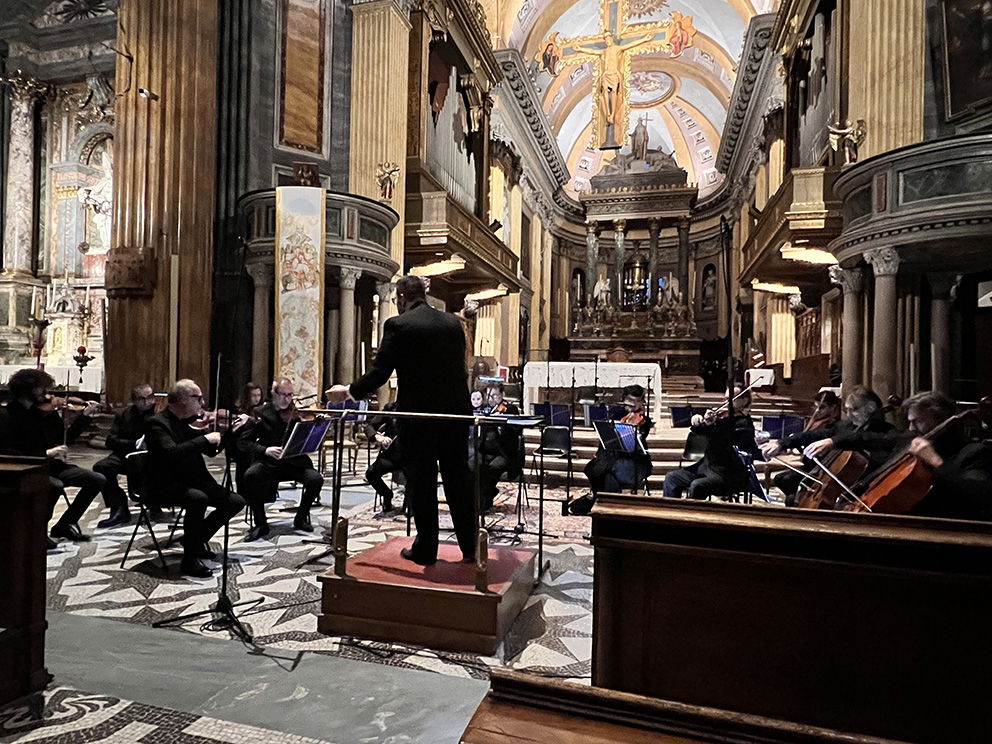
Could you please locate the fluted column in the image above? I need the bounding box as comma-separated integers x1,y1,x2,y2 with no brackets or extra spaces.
613,220,626,308
246,263,273,386
865,247,901,399
929,273,955,395
647,218,660,306
676,217,691,302
350,0,410,267
848,0,924,158
337,267,361,383
830,265,864,398
2,73,46,276
585,222,599,306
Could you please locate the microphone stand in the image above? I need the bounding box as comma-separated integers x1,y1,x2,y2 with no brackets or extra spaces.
153,353,259,644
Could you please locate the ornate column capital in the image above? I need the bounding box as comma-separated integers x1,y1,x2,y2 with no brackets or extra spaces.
586,220,600,236
676,216,690,232
864,247,900,277
829,265,864,294
339,266,362,290
613,219,627,235
376,280,396,302
246,262,274,287
0,70,49,105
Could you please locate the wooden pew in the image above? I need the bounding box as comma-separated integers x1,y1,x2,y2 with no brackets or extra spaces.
0,458,52,705
590,494,992,744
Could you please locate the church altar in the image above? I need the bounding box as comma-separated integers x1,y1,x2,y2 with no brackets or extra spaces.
522,361,662,422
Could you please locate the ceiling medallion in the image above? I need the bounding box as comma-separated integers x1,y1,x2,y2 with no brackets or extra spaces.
55,0,110,23
627,0,669,20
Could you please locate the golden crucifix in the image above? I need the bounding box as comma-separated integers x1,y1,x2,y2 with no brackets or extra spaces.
536,3,696,149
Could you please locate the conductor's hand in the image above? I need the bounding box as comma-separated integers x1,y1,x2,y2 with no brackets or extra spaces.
804,438,833,460
204,431,222,447
46,445,68,461
265,446,283,458
325,384,349,404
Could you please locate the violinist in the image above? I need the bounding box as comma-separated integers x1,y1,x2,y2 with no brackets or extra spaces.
760,390,842,505
91,383,157,528
894,392,992,520
232,381,264,492
473,381,523,512
802,387,897,482
663,385,759,501
144,379,247,577
237,377,324,542
572,384,653,514
364,400,405,514
0,368,109,545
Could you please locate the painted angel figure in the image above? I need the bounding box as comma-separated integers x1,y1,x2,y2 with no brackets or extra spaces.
375,162,400,201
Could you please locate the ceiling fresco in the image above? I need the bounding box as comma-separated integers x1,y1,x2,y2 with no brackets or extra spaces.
490,0,778,199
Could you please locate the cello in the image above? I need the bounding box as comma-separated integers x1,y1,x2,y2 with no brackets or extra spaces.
850,398,992,515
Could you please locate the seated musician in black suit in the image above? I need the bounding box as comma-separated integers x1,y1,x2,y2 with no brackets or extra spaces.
663,386,759,501
144,379,247,577
474,381,523,511
882,391,992,520
364,401,405,514
0,368,108,545
238,377,324,542
91,383,157,528
571,384,653,514
802,387,898,486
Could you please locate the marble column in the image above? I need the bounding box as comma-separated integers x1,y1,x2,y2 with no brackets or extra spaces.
375,280,395,400
337,267,361,383
246,263,273,386
585,222,599,306
3,73,47,276
865,247,901,400
613,220,626,308
676,217,691,302
830,265,864,398
929,273,955,395
647,218,660,306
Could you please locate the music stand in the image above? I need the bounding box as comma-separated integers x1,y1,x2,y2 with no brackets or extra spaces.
593,420,647,457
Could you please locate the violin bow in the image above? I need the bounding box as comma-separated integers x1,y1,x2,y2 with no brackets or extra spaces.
808,454,873,512
770,456,823,486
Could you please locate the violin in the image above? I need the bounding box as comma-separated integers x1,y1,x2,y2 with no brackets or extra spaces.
489,399,509,415
189,408,246,432
621,409,645,427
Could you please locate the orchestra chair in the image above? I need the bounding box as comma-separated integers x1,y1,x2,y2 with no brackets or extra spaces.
530,425,573,513
119,451,169,571
680,430,708,468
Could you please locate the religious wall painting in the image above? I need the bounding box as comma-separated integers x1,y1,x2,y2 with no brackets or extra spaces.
940,0,992,121
78,136,113,278
274,187,325,401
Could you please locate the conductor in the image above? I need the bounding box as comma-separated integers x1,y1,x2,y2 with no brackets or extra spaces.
327,275,475,566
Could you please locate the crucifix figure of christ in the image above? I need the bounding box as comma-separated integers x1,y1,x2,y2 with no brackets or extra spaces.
536,5,696,150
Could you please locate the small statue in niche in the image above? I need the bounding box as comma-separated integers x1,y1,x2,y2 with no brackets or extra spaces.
827,119,867,165
592,275,612,308
375,162,401,201
293,161,321,187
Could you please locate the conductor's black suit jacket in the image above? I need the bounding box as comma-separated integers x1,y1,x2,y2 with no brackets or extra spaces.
350,301,471,415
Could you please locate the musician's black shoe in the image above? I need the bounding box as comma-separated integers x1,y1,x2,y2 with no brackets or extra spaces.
198,542,216,560
97,506,132,529
246,524,270,542
51,522,91,542
180,558,213,578
567,493,595,516
293,513,314,532
400,547,436,566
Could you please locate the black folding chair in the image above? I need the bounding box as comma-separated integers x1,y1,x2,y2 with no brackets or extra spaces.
120,451,170,570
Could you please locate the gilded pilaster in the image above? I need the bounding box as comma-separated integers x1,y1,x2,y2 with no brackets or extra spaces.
349,0,411,269
847,0,924,158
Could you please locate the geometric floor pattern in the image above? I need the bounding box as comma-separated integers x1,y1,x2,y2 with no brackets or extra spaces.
47,449,595,684
0,687,338,744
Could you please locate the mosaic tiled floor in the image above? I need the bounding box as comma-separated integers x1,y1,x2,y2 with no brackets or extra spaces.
48,450,595,683
0,687,337,744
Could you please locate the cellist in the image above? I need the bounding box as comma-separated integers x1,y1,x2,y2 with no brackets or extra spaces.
898,392,992,521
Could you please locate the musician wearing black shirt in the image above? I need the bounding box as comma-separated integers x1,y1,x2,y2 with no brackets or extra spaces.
91,383,156,528
238,378,324,542
0,368,107,544
364,401,404,513
144,379,247,577
474,382,523,511
663,386,759,501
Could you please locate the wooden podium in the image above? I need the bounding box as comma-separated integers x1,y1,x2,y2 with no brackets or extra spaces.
589,494,992,744
0,458,52,705
318,536,536,654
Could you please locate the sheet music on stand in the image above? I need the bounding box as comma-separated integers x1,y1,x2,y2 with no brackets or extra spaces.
593,421,647,456
280,419,332,459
